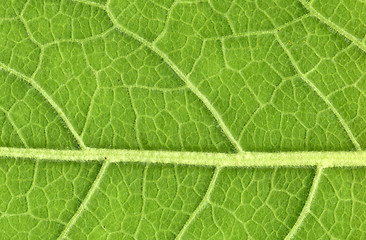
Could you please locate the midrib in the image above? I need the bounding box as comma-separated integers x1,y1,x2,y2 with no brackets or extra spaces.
1,147,365,167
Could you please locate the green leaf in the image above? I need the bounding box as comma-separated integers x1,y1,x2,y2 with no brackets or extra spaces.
0,0,365,239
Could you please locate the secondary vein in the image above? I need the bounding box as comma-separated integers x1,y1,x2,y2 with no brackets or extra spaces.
284,166,323,240
104,3,243,152
0,63,87,149
298,0,366,53
175,167,221,239
275,34,361,151
57,161,110,240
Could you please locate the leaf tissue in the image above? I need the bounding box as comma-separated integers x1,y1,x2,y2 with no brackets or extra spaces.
0,0,365,239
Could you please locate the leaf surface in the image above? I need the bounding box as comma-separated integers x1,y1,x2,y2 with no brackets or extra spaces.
0,0,365,239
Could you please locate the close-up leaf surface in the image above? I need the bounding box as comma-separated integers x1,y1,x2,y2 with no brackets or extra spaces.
0,0,365,239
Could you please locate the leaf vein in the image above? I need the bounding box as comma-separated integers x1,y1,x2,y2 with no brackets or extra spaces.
298,0,366,52
275,34,361,151
0,62,86,149
0,106,28,147
104,3,243,152
57,161,110,239
175,167,221,239
1,147,366,167
284,166,323,240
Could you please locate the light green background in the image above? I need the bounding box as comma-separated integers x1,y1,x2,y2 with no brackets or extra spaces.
0,0,365,239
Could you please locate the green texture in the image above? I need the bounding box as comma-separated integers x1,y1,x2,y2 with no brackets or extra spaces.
0,0,365,239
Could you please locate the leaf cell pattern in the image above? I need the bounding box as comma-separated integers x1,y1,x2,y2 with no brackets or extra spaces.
0,0,365,239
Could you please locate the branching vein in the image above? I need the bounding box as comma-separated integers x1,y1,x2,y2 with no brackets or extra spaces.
275,34,361,151
284,166,323,240
0,63,87,149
